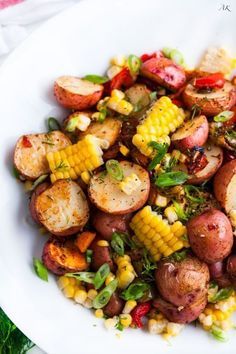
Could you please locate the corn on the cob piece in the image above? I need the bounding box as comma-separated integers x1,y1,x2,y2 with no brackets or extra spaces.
114,254,136,289
199,47,235,76
47,134,104,183
199,291,236,331
119,173,141,195
130,206,186,261
107,89,133,116
132,96,185,156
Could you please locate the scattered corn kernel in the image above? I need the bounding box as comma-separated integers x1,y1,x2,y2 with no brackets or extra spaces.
87,289,98,300
154,194,168,207
119,144,130,156
24,180,33,192
107,93,133,116
111,54,126,67
119,314,132,328
120,173,141,195
58,276,70,290
97,240,109,247
95,309,104,318
111,89,125,100
104,317,119,330
74,289,87,304
84,298,93,309
164,206,178,224
65,113,91,132
63,285,76,298
105,272,115,286
122,300,137,314
81,171,91,184
115,255,136,289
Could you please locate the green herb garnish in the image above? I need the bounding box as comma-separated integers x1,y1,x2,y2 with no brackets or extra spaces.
155,171,188,188
33,257,48,281
127,55,142,75
121,281,150,301
55,161,69,172
169,249,189,262
148,142,168,171
184,185,205,204
162,47,185,66
214,111,234,122
190,104,201,120
173,200,189,222
141,249,157,281
208,287,234,303
47,117,61,132
94,263,110,290
111,232,125,256
115,321,124,331
93,279,118,309
66,272,95,284
86,249,93,263
106,160,123,181
83,75,109,84
30,174,48,191
210,325,227,342
149,91,157,101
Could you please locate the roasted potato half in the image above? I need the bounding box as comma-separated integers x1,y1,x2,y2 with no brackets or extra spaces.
88,161,150,214
171,115,209,151
213,159,236,212
125,84,151,108
54,76,103,110
34,180,89,236
182,81,236,116
14,131,71,180
42,238,88,275
187,209,233,263
29,182,50,224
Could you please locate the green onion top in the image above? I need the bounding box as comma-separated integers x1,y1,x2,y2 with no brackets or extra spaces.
155,171,188,188
214,111,234,122
93,263,110,290
127,55,142,75
33,257,48,281
93,279,118,309
106,160,124,181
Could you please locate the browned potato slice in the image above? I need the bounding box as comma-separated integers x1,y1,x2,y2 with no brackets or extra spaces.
125,84,151,107
14,131,71,180
88,161,150,214
78,118,122,147
213,159,236,212
171,115,209,151
29,182,50,224
35,180,89,236
182,81,236,116
42,238,88,275
188,143,223,185
54,76,103,110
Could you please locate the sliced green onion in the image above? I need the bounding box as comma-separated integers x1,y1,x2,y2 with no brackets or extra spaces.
66,272,95,284
33,257,48,281
121,281,150,300
214,111,234,122
94,263,110,290
93,279,118,309
173,200,189,222
98,108,107,123
86,249,93,263
155,171,188,188
162,47,185,66
106,159,124,181
148,142,168,171
111,232,124,256
30,174,48,191
47,117,61,132
65,116,79,132
184,185,205,203
149,91,157,101
210,325,227,342
169,249,189,262
83,75,109,84
127,55,142,75
208,287,234,303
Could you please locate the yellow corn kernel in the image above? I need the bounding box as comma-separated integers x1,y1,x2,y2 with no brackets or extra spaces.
84,298,93,309
63,284,76,298
107,65,122,79
81,171,91,184
120,173,141,195
154,194,168,207
119,314,132,328
95,309,104,318
122,300,137,314
105,272,115,286
24,180,33,192
87,289,98,300
58,276,70,290
107,97,133,116
110,54,126,67
111,89,125,100
104,317,119,329
118,270,135,289
164,206,178,224
119,144,130,156
91,112,101,120
97,240,109,247
74,289,87,304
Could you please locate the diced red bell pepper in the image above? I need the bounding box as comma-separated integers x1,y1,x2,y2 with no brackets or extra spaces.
140,51,163,63
224,107,236,127
194,73,225,89
104,67,134,95
131,301,151,328
22,135,32,148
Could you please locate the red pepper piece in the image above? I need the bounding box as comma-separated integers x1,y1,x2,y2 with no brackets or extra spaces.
104,67,134,95
131,301,151,328
140,51,163,63
224,107,236,127
22,135,32,148
194,73,225,89
188,150,208,175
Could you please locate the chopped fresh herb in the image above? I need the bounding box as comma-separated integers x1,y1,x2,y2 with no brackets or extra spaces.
169,249,189,262
0,308,34,354
141,249,157,281
55,161,69,171
190,104,201,120
93,279,118,309
106,160,123,181
127,55,142,75
30,174,48,191
173,200,189,222
149,91,157,101
86,249,93,263
121,281,150,300
210,325,227,342
33,257,48,281
225,130,236,148
47,117,61,132
184,185,205,204
111,233,125,256
97,170,107,182
164,156,178,172
113,232,138,250
115,321,124,331
94,264,110,290
148,142,168,170
214,111,234,122
209,280,218,289
208,287,234,303
83,75,109,84
66,271,95,284
98,108,107,123
155,171,188,188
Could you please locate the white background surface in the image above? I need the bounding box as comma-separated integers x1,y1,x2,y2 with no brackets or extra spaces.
0,0,236,353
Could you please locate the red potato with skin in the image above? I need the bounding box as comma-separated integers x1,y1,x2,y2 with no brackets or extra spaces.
182,81,236,116
34,180,89,237
213,159,236,213
90,238,114,272
187,209,233,264
188,144,223,185
92,210,132,241
29,182,50,224
227,255,236,279
42,238,88,275
103,293,124,317
171,115,209,151
54,76,103,110
208,261,224,280
140,57,186,91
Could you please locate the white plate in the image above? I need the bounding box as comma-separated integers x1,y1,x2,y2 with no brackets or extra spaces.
0,0,236,353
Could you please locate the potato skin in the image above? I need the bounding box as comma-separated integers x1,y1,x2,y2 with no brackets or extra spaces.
54,76,103,110
208,261,224,280
155,256,209,307
153,296,207,324
29,182,50,224
92,210,132,241
90,239,114,272
227,255,236,279
103,293,124,317
42,238,88,275
213,159,236,212
187,209,233,264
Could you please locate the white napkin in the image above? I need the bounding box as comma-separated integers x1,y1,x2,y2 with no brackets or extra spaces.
0,0,78,57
